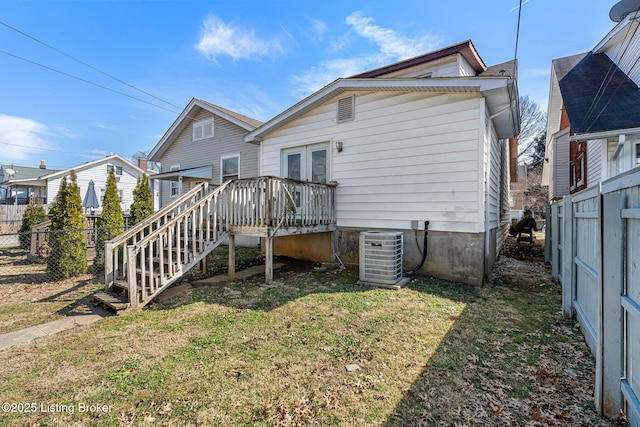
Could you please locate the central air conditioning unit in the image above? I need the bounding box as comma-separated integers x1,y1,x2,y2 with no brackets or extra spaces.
358,231,408,288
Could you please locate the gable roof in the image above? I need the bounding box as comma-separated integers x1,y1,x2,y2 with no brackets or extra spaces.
3,154,146,186
149,98,263,161
42,154,146,181
245,76,519,143
1,164,60,183
557,52,640,134
350,40,487,78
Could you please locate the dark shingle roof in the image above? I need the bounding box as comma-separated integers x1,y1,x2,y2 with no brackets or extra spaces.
558,52,640,134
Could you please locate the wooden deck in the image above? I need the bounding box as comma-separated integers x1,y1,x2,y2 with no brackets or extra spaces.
99,177,336,312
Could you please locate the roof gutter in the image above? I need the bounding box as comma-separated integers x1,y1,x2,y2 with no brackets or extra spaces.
569,126,640,142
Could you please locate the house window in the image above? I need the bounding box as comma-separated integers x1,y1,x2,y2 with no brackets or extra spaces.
170,164,180,198
107,165,123,175
221,155,239,182
635,142,640,167
337,95,355,123
193,119,214,141
100,188,123,203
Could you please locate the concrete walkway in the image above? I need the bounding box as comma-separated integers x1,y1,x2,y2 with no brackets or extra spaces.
0,263,281,351
0,307,111,351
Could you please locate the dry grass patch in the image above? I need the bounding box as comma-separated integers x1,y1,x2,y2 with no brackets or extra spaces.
0,256,627,426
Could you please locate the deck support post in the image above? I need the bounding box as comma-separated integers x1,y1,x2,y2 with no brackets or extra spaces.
228,234,236,280
265,235,273,285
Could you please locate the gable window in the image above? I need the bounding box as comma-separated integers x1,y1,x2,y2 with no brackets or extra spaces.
337,95,355,123
193,119,214,141
107,165,123,175
221,155,239,182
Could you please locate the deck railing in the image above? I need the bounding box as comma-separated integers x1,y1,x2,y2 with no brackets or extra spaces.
105,176,336,308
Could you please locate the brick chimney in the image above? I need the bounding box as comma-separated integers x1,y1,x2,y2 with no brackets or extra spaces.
137,157,148,171
39,159,46,169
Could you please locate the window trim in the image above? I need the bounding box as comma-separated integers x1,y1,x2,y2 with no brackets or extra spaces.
192,118,214,142
169,164,180,198
220,154,240,183
107,165,123,176
635,142,640,167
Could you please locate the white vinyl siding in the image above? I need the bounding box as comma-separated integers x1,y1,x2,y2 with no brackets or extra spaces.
550,128,570,200
261,91,486,233
586,139,603,185
378,55,470,78
47,157,139,211
602,20,640,86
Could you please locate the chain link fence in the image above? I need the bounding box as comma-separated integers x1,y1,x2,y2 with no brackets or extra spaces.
0,226,125,285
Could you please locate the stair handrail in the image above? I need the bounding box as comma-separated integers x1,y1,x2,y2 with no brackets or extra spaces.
104,181,209,286
106,181,209,248
132,180,232,250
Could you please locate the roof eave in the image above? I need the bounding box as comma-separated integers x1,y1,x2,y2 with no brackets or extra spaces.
150,98,261,160
246,77,518,142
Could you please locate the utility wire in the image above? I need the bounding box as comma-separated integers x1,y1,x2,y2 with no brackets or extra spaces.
0,140,107,157
0,20,182,110
0,49,181,115
513,0,523,62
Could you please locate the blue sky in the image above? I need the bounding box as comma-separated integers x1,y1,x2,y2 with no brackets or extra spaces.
0,0,616,170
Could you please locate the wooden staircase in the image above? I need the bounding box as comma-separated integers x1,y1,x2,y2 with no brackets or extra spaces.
95,181,230,313
95,177,337,314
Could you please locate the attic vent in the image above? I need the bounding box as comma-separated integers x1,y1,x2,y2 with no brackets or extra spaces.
337,95,355,123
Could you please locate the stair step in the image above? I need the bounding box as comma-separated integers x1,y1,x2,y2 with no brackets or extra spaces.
93,291,130,313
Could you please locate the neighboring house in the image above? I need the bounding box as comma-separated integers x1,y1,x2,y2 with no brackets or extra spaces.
1,161,60,204
1,154,148,213
148,98,262,208
543,9,640,200
245,40,520,286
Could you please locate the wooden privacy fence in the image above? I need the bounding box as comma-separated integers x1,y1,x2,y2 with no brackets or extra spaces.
547,167,640,425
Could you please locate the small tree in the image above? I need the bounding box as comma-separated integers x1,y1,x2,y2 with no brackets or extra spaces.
18,204,47,249
47,170,87,279
95,169,124,269
129,174,154,226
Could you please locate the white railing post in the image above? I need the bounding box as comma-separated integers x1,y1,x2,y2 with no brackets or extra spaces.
105,241,114,290
127,246,138,308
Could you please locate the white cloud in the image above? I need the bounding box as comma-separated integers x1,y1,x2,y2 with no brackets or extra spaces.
195,14,286,62
306,16,328,43
291,56,385,98
345,12,441,60
291,12,443,98
0,114,54,162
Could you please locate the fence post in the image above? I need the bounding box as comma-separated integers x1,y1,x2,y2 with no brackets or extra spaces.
544,203,551,264
562,195,574,318
598,192,623,418
551,202,560,279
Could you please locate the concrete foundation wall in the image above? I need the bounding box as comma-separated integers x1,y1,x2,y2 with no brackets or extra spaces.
271,232,334,263
267,228,490,286
338,228,486,286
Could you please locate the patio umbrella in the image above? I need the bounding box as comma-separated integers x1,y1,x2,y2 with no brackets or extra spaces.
82,180,100,212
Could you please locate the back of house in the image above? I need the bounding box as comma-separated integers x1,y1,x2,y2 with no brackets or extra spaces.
246,40,520,285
